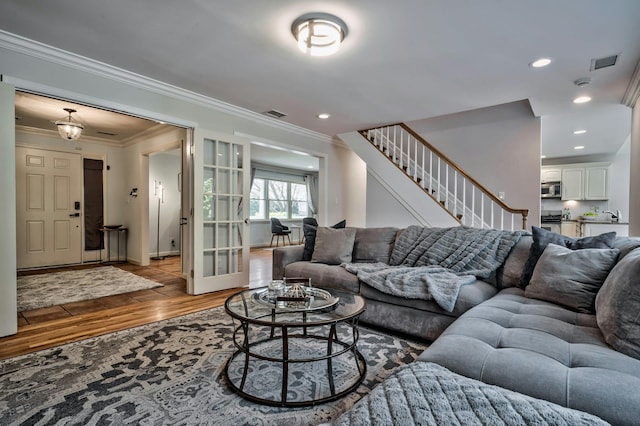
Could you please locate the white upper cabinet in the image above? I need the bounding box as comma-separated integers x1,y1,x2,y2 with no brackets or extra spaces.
558,163,608,201
561,168,584,200
585,166,608,200
541,167,561,183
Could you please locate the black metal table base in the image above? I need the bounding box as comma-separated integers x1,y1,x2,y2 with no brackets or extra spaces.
224,320,366,407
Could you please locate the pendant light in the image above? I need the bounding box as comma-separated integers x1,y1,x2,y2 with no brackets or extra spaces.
55,108,84,141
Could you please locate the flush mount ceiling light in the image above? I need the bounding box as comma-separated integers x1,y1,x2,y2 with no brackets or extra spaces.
317,113,330,119
529,57,552,68
574,145,585,150
55,108,84,141
292,13,348,57
573,96,592,104
573,129,587,135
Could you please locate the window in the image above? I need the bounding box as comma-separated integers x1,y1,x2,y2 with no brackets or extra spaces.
250,177,309,220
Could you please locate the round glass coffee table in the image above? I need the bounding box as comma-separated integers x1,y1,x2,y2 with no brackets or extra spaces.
224,286,367,407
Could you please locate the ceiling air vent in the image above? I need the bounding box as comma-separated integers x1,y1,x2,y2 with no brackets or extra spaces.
590,54,619,71
263,109,287,119
97,131,118,136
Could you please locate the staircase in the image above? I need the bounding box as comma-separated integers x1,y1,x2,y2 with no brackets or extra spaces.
358,123,528,231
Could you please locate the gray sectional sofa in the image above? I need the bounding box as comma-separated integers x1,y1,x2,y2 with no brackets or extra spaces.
273,225,640,425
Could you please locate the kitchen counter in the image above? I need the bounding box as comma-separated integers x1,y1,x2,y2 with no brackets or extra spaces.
575,219,629,225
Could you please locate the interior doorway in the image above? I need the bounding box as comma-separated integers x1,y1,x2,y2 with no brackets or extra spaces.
148,149,183,275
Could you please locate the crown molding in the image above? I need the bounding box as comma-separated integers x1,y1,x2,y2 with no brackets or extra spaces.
623,57,640,108
0,30,332,144
16,124,124,147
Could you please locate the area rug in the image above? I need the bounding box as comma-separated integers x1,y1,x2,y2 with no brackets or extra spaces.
17,267,163,312
0,306,427,425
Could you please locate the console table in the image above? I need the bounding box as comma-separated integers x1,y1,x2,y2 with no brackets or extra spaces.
99,227,128,263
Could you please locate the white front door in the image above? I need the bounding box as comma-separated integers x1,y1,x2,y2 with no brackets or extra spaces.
16,147,83,269
191,130,250,294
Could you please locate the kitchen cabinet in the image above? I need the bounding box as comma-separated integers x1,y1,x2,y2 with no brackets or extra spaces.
541,167,561,183
560,164,608,201
585,166,608,200
581,223,628,237
561,168,584,200
561,221,579,237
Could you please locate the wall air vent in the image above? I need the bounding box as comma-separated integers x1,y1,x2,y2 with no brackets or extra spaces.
97,131,118,136
263,109,287,119
590,54,620,71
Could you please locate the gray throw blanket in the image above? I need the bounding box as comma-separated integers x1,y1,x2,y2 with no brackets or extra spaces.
332,362,609,426
343,226,524,312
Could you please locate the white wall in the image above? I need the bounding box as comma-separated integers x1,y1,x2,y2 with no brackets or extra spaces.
0,82,17,337
149,152,181,257
408,100,541,229
366,173,422,227
0,36,361,278
608,137,631,221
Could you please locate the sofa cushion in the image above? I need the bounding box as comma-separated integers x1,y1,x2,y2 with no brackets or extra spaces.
333,362,609,426
525,243,619,313
496,234,532,289
519,226,616,288
352,227,398,263
613,236,640,260
596,247,640,360
284,261,360,294
302,220,346,261
361,279,497,318
311,227,356,265
419,288,640,426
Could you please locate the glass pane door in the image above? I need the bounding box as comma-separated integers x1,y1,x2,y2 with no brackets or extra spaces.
192,130,249,294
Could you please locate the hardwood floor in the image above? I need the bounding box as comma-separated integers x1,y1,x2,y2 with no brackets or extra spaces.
1,248,275,360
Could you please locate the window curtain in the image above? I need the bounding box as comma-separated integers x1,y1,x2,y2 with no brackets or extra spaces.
305,174,318,216
83,159,104,250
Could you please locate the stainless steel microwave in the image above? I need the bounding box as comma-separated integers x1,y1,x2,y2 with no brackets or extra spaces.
541,181,561,198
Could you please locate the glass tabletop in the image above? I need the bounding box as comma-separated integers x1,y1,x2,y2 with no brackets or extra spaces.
225,287,366,326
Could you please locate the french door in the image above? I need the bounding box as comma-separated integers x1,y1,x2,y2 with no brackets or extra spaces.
191,129,250,294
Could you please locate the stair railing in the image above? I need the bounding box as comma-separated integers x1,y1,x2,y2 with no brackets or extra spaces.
359,123,528,231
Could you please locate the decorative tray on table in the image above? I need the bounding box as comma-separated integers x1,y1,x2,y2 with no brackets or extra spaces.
253,286,339,311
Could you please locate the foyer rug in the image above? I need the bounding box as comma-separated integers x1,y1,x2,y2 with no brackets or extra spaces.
0,307,427,425
17,267,163,312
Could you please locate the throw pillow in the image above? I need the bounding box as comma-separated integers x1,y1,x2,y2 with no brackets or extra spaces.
352,227,399,263
518,226,616,288
596,247,640,360
311,227,356,265
302,219,346,261
524,243,619,313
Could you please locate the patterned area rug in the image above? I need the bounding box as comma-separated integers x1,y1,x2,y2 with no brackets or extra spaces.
17,267,163,312
0,307,427,425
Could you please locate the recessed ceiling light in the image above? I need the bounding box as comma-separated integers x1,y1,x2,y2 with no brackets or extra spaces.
317,113,330,119
574,145,585,150
307,165,314,169
530,58,552,68
573,129,587,135
573,96,591,104
541,155,547,159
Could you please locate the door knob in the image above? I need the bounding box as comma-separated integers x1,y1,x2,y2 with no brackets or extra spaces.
69,213,80,217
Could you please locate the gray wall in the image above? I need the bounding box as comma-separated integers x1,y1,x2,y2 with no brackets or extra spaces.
407,100,541,229
630,103,640,236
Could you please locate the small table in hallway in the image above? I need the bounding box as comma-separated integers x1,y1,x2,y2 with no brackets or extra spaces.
99,227,128,263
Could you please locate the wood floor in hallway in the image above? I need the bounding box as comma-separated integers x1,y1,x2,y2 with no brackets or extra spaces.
1,248,274,360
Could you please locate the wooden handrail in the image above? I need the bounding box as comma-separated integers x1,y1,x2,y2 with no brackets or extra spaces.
359,123,529,230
